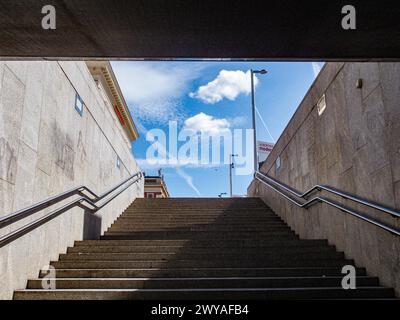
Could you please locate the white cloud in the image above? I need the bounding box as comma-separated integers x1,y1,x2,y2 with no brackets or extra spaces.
189,70,258,104
112,61,204,123
175,167,201,196
183,112,231,136
228,115,247,127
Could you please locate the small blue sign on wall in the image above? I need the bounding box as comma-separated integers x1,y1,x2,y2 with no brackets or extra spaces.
75,93,84,116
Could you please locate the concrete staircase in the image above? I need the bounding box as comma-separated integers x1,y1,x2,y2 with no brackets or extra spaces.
14,198,395,300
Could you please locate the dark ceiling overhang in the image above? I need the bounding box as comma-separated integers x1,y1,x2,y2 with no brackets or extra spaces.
0,0,399,60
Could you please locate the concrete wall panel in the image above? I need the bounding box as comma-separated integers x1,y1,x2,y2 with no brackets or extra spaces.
0,67,25,185
249,62,400,296
0,61,144,299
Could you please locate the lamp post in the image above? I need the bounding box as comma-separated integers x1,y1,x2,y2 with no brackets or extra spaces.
250,69,268,174
218,192,227,198
229,154,238,197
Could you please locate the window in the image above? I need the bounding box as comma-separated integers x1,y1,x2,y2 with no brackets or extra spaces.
75,93,84,116
116,156,121,169
317,94,327,116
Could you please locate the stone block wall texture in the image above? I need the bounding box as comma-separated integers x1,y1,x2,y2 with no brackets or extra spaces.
0,61,144,299
248,62,400,296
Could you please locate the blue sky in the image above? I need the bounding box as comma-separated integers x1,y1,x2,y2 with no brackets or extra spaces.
112,61,324,197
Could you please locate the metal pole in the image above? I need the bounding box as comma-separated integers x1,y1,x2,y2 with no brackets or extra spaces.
229,154,233,198
229,154,238,198
250,70,258,174
229,155,233,197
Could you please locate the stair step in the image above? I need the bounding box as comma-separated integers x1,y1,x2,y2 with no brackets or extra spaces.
118,216,279,220
107,226,292,232
113,218,284,223
50,259,354,269
67,245,337,254
14,287,394,300
39,267,368,278
59,251,344,261
110,224,287,229
27,276,379,289
125,211,271,214
103,230,296,236
123,207,273,210
100,234,299,240
112,219,285,223
74,239,329,247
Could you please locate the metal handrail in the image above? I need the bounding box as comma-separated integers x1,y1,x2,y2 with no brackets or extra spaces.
255,171,400,218
255,171,400,236
0,172,142,229
0,172,143,248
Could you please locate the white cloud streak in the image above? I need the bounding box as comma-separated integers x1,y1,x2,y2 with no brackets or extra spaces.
112,61,204,123
175,167,201,196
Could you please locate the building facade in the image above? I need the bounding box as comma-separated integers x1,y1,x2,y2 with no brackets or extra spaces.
144,171,169,198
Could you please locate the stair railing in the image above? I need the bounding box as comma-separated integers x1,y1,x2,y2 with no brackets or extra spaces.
0,171,143,248
254,170,400,236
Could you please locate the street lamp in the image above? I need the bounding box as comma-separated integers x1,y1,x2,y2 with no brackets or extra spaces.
229,154,238,198
218,192,227,198
250,69,268,174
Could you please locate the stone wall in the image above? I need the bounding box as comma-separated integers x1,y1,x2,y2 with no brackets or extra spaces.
248,62,400,296
0,61,144,299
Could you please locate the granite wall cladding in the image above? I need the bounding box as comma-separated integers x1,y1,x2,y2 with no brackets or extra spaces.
0,61,144,299
248,62,400,296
